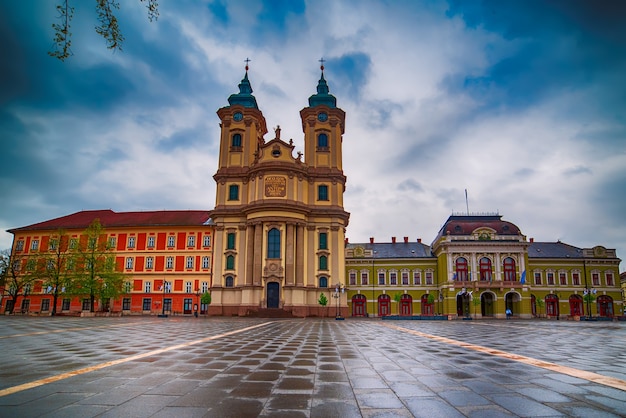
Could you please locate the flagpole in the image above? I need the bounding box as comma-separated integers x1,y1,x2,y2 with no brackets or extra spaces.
465,189,469,215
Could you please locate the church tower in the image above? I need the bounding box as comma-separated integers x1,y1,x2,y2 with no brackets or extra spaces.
209,62,350,317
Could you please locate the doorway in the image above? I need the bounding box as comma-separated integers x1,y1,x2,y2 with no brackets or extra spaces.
267,282,280,308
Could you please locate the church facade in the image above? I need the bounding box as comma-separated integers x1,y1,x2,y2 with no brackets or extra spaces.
207,67,349,316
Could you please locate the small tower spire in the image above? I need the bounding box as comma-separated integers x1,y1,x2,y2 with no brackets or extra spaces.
227,58,258,109
308,57,336,108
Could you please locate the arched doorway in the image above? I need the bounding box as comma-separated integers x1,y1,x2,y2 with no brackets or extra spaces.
421,294,434,316
378,294,391,317
505,292,520,316
545,294,559,318
569,295,583,317
400,294,412,316
352,294,366,317
456,292,470,318
267,282,280,308
481,293,494,317
597,295,614,318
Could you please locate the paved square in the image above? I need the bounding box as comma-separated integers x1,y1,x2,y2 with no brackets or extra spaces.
0,317,625,417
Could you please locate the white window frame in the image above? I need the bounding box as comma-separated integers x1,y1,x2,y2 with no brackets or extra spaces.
126,257,134,269
202,256,210,269
186,256,194,269
146,257,154,269
166,256,174,269
167,235,175,248
203,235,211,247
187,235,195,247
147,236,155,248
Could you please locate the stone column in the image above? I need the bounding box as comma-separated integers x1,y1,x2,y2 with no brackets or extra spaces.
253,223,263,285
296,223,305,286
246,224,254,285
285,223,295,286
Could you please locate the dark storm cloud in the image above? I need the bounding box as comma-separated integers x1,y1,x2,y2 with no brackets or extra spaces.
327,52,372,103
445,0,626,116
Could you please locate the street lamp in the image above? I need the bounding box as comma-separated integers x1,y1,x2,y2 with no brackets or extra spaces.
159,280,169,318
332,283,345,320
195,288,200,318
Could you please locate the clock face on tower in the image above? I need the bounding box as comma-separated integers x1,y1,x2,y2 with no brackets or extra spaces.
233,112,243,121
317,112,328,122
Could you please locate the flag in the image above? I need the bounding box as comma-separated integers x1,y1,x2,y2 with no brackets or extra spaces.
520,270,526,284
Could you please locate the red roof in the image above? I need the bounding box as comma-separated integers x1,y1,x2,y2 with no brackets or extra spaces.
8,210,213,233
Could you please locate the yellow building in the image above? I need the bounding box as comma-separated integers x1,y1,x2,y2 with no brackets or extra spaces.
345,213,623,319
208,66,349,317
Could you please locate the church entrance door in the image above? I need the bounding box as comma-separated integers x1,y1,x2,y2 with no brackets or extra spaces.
267,282,280,308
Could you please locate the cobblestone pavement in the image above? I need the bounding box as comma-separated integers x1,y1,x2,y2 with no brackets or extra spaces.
0,317,625,417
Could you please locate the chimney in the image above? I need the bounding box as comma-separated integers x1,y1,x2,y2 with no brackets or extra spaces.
392,237,396,243
404,236,409,243
370,237,374,244
417,238,422,243
530,237,534,243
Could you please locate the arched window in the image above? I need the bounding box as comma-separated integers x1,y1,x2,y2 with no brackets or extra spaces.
267,228,281,259
319,255,328,270
231,133,242,148
455,257,468,281
479,257,492,281
319,276,328,288
317,133,328,148
225,276,234,287
503,257,516,281
226,255,235,270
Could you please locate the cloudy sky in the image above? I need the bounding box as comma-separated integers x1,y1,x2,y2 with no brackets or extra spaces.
2,0,625,270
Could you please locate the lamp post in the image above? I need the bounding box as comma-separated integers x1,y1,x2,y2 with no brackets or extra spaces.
195,289,200,318
582,259,596,320
159,280,169,318
332,283,345,320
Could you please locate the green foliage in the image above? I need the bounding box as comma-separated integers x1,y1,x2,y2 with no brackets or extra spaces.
67,219,125,312
426,293,435,304
318,293,328,307
1,249,38,314
201,292,212,305
50,0,159,61
583,293,596,304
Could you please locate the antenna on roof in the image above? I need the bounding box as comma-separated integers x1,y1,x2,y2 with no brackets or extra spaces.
465,189,469,215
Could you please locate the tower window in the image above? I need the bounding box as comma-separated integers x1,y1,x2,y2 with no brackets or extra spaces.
318,185,329,201
267,228,281,259
319,232,328,250
227,233,236,250
229,185,239,200
317,133,328,148
319,255,328,270
319,276,328,288
226,255,235,270
231,133,242,148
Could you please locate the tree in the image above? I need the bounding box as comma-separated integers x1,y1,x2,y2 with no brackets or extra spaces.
472,296,481,319
0,249,38,314
33,230,73,316
535,298,545,318
201,292,211,316
49,0,159,61
393,292,402,315
66,219,124,312
318,293,328,317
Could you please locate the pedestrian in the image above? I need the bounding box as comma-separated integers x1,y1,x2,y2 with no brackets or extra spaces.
506,308,512,319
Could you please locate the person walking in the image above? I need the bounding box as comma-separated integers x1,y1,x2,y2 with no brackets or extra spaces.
505,308,512,320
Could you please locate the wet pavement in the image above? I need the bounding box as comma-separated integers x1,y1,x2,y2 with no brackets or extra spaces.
0,316,625,417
